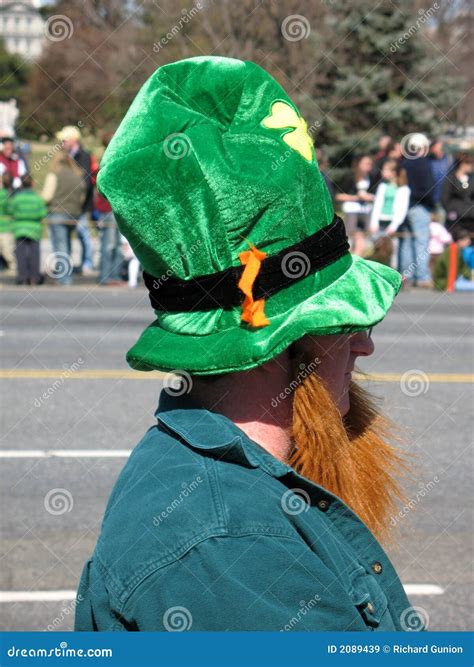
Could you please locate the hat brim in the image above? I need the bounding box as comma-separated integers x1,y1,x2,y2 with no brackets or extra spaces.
126,255,401,375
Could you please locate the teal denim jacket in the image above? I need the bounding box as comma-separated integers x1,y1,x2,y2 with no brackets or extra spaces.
75,391,418,631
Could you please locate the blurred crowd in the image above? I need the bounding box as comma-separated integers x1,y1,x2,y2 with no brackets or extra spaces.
0,129,473,291
0,127,139,288
319,134,474,291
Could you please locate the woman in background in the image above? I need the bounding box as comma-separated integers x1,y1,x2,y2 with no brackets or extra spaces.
42,150,86,285
336,155,375,256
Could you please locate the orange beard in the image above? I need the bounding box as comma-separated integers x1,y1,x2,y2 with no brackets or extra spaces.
289,372,409,542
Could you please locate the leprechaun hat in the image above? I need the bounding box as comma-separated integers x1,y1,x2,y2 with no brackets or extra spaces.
98,56,401,375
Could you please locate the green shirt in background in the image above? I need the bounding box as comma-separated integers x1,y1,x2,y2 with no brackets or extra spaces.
75,391,421,632
8,188,47,241
0,188,12,234
381,182,397,218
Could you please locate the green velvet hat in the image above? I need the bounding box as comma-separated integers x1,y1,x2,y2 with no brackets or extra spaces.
98,56,401,375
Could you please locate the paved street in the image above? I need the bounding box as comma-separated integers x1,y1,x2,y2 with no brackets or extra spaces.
0,283,472,631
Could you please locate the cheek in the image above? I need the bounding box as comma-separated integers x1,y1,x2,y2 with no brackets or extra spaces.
315,352,350,398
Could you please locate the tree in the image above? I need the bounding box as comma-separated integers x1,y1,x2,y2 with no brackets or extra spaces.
310,0,465,181
0,40,30,101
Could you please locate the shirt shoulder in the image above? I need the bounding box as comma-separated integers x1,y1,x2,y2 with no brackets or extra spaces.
93,424,298,602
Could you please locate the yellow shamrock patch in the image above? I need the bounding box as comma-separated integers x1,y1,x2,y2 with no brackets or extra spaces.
262,100,314,161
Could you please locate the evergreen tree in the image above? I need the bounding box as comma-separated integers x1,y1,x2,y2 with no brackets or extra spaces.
308,0,464,182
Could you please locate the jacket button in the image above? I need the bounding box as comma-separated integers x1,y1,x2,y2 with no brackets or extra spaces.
372,561,383,574
367,602,375,614
317,499,330,512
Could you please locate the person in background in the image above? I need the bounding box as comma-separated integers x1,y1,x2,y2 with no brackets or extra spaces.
370,141,402,192
336,155,375,256
315,147,335,203
433,227,473,291
429,213,452,275
441,153,474,239
0,171,15,273
93,132,124,285
429,138,452,223
369,160,410,270
8,174,46,285
42,150,86,286
0,138,28,190
369,160,410,237
398,144,435,288
56,126,94,274
374,135,392,163
121,234,140,288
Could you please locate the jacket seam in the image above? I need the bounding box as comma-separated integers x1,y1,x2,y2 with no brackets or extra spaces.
118,528,304,613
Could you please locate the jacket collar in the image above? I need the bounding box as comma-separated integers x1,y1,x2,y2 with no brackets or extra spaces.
155,390,292,478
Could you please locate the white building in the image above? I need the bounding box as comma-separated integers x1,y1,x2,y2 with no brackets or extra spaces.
0,0,44,61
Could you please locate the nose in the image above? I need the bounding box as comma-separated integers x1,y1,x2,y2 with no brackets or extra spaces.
350,331,375,357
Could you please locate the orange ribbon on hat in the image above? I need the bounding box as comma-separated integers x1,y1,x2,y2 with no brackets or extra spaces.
238,244,270,327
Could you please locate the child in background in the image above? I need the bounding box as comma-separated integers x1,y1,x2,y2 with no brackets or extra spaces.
0,171,15,273
433,227,473,291
429,213,453,275
8,174,47,285
369,160,410,269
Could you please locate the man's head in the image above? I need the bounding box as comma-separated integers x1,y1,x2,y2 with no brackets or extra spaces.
378,134,392,153
21,174,33,189
451,226,471,248
455,152,473,174
1,139,14,158
56,126,81,154
294,331,374,416
430,138,444,159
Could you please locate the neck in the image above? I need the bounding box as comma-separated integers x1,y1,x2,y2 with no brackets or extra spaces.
189,354,294,463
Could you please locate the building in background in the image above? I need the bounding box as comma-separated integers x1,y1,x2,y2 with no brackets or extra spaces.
0,0,44,61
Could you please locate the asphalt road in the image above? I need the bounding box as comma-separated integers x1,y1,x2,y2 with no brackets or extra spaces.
0,283,473,631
